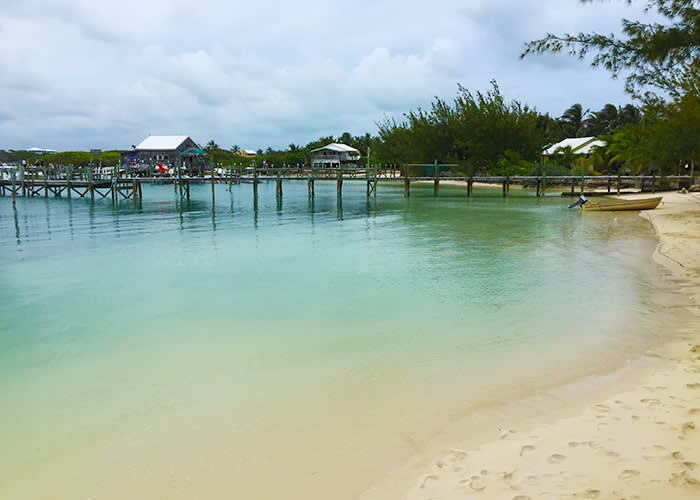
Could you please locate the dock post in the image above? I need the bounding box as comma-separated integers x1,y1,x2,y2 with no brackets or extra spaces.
433,159,439,196
308,165,315,198
542,175,546,196
111,166,116,202
211,162,216,206
536,179,541,197
652,174,656,193
66,165,72,199
11,169,16,204
276,169,283,198
607,176,612,193
403,165,410,197
178,161,183,198
373,161,378,198
617,173,621,194
89,166,94,200
337,165,343,197
468,170,473,197
19,161,25,197
366,148,371,198
253,164,258,201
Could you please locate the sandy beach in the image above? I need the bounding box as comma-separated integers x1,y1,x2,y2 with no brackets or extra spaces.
361,190,700,500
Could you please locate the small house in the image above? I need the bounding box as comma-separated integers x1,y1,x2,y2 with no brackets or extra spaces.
310,143,361,168
237,149,257,158
543,137,606,158
133,135,200,164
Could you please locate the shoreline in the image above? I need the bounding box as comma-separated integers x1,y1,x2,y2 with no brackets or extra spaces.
360,191,700,500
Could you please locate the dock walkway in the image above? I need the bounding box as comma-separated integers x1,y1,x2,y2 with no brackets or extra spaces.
0,166,691,206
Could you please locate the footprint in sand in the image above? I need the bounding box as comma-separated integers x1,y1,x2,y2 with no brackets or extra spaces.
673,461,698,471
618,469,640,480
669,470,700,487
641,398,662,406
689,408,700,415
574,488,601,498
687,383,700,389
513,496,531,500
420,474,439,489
682,421,696,434
468,476,486,491
499,429,517,440
643,385,668,392
594,404,610,413
548,454,567,464
520,445,535,457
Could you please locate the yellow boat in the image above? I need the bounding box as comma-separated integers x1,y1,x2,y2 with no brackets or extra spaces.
581,196,662,211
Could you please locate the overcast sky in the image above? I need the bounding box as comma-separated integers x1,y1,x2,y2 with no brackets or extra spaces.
1,0,657,151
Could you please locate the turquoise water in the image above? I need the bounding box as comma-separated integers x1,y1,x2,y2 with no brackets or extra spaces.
0,181,671,499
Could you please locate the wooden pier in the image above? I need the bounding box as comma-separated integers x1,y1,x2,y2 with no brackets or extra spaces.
0,164,692,207
0,178,140,201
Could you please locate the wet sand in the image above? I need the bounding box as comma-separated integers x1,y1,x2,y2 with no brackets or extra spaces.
361,191,700,500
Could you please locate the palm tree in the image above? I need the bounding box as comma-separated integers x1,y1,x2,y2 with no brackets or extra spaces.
603,126,647,174
553,145,578,171
560,103,589,137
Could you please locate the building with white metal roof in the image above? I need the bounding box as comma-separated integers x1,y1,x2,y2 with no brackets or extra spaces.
236,149,257,157
543,137,606,157
27,147,58,154
134,135,200,163
310,143,360,168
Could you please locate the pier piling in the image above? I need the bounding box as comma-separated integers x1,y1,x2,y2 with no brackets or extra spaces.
433,159,439,196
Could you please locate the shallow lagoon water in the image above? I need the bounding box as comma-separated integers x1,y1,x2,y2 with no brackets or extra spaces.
0,181,673,499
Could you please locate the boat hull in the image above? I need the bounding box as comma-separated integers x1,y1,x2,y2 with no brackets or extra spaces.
581,196,662,211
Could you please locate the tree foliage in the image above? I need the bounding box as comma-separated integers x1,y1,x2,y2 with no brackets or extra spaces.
375,81,549,173
522,0,700,98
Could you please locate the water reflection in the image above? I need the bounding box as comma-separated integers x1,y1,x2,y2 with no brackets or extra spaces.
13,204,20,244
336,194,343,221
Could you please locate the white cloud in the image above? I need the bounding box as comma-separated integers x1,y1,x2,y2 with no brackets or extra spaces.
0,0,660,151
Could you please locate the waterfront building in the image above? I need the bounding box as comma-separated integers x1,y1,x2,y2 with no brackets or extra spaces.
134,135,200,164
543,137,606,158
310,143,360,168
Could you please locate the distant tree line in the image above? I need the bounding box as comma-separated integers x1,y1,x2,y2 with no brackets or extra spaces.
0,150,122,167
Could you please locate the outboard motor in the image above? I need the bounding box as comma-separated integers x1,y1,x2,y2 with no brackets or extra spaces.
568,195,588,208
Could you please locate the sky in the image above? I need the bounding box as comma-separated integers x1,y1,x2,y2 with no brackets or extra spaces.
1,0,659,151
